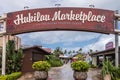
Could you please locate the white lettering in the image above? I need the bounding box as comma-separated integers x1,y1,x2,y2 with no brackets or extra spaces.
13,10,106,25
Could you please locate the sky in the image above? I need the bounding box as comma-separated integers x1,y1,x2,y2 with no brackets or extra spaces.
0,0,120,53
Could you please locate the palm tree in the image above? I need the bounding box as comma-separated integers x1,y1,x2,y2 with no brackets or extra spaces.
79,48,82,52
77,48,82,53
89,49,93,53
68,51,72,55
53,47,63,57
64,49,67,55
73,50,75,53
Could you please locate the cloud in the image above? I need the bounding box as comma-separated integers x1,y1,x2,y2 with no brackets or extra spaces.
82,34,115,52
17,31,100,45
63,47,80,52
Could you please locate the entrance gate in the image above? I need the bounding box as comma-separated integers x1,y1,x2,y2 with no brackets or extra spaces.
0,7,120,75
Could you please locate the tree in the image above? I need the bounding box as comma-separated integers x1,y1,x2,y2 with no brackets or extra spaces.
73,50,75,53
53,47,63,57
89,49,93,53
76,54,84,61
79,48,82,52
77,48,82,53
6,40,23,74
68,51,72,55
64,49,67,55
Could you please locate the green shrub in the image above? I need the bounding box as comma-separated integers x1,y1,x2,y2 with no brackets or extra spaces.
76,54,83,61
71,61,89,72
47,60,63,67
0,75,7,80
32,61,51,71
45,55,63,67
116,78,120,80
101,60,115,80
113,66,120,80
7,72,21,80
0,72,21,80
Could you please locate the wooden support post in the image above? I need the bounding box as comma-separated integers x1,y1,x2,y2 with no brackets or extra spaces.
2,35,6,75
0,14,7,75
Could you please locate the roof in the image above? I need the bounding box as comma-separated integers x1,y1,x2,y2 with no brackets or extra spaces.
90,47,120,56
43,48,52,53
59,55,71,59
23,45,51,54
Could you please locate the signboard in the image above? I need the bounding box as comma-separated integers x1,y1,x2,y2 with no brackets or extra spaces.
0,23,3,31
6,8,114,35
105,42,114,50
0,22,5,34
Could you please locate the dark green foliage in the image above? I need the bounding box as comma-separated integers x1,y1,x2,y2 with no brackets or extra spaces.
71,61,89,72
45,55,63,67
6,40,23,74
52,47,63,57
45,47,64,67
47,59,63,67
101,60,115,80
32,61,51,71
116,66,120,78
0,72,21,80
101,60,120,80
76,54,83,61
112,66,120,80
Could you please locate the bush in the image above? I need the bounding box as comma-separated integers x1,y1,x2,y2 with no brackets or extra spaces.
0,72,21,80
32,61,51,71
47,60,63,67
71,61,89,72
112,66,120,80
0,75,7,80
45,55,63,67
7,72,22,80
76,54,84,61
101,60,115,79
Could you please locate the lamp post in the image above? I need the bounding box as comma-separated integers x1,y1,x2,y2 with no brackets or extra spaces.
55,4,61,7
24,6,29,10
89,4,95,8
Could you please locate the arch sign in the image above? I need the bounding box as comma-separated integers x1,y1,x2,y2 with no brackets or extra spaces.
6,8,114,35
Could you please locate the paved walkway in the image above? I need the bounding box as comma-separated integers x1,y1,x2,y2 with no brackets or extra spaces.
48,62,100,80
48,62,74,80
18,62,101,80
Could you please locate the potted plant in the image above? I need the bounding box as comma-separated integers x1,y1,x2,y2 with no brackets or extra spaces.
101,60,115,80
71,61,89,80
32,61,51,80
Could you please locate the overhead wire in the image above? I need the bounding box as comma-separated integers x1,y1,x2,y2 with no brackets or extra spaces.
89,34,103,50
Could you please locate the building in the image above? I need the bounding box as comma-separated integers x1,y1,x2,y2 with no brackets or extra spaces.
22,46,51,73
0,35,21,50
91,47,120,66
